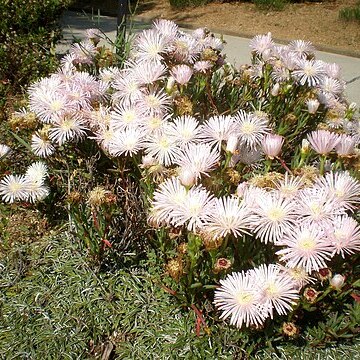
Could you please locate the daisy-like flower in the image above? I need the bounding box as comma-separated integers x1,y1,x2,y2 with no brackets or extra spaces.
251,191,298,244
307,129,340,155
64,82,92,110
319,77,344,96
0,144,11,159
70,40,97,65
134,29,171,63
170,64,193,85
315,171,360,211
288,39,315,58
276,225,334,273
172,34,199,63
198,115,236,149
249,33,274,57
48,113,88,145
324,63,342,79
145,131,181,166
71,71,101,100
282,266,315,290
170,184,214,231
335,134,356,156
110,103,144,131
273,173,304,198
153,19,179,41
132,61,167,85
85,28,102,44
108,127,146,157
31,132,55,158
214,270,268,328
203,196,251,239
0,174,29,203
166,115,201,147
25,162,48,185
327,215,360,258
138,89,171,116
143,112,170,134
233,110,270,150
150,177,187,225
261,134,284,159
99,66,121,84
293,59,325,87
23,177,49,203
112,72,143,104
203,36,224,51
252,264,299,318
295,187,343,227
194,60,212,73
28,78,72,123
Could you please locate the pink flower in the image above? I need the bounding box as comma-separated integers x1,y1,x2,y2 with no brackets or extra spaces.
307,130,340,155
262,134,284,159
170,64,193,85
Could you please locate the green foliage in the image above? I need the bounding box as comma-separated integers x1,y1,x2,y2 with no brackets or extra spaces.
253,0,289,11
339,1,360,22
0,0,72,119
0,234,359,359
169,0,210,8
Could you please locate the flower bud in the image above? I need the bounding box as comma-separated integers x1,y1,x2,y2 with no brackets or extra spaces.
301,139,310,155
306,99,320,114
271,83,280,96
349,102,357,111
141,154,158,168
330,274,345,290
179,167,196,187
166,76,176,92
226,135,239,154
262,134,284,159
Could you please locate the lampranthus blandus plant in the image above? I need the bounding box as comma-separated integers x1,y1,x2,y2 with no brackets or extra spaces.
1,20,360,355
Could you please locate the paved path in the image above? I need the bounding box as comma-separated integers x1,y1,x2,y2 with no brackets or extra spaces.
59,11,360,105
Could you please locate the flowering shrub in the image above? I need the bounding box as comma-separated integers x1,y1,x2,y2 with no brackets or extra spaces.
1,19,360,352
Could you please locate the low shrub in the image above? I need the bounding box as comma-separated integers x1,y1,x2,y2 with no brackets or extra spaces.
169,0,210,8
0,0,72,120
339,1,360,22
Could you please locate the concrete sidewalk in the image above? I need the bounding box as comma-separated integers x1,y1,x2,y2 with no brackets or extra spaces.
58,10,360,104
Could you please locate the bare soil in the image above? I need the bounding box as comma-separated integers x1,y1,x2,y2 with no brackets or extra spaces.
136,0,360,56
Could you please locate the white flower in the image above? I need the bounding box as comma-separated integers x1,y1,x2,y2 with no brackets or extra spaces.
251,191,298,244
276,225,334,273
145,131,181,166
31,132,55,158
203,196,251,239
0,175,29,203
252,264,299,318
170,184,214,232
175,143,220,181
0,144,11,159
109,127,146,157
165,115,201,147
198,115,236,149
233,110,270,150
214,271,268,328
315,171,360,211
